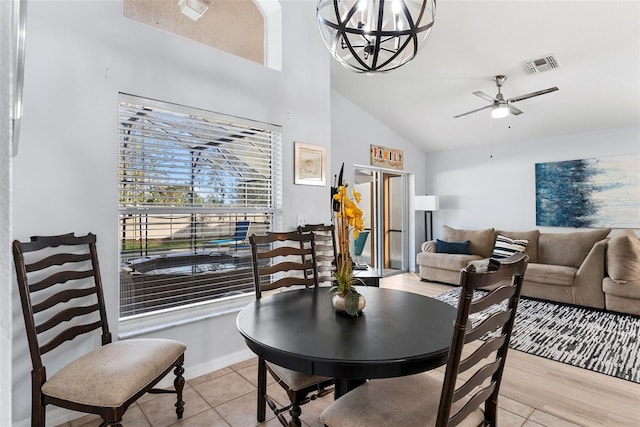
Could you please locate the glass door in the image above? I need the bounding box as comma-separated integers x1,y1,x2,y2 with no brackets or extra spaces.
353,167,378,270
353,166,408,276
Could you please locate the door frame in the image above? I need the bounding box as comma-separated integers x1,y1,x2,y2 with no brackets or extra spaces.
353,165,410,276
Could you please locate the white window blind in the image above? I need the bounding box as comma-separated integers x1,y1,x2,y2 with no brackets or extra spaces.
118,93,282,319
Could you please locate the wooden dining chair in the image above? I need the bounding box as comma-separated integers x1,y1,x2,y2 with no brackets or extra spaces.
297,223,337,286
13,233,186,427
249,231,334,427
321,252,529,427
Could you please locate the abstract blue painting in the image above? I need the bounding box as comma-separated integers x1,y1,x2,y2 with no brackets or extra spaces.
536,155,640,228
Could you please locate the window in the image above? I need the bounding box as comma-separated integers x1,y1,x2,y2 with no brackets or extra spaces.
118,93,282,319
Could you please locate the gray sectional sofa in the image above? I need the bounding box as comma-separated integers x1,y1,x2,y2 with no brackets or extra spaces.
417,225,612,310
603,229,640,315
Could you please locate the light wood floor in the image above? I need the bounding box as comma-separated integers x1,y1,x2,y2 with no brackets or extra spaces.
59,272,640,427
383,272,640,427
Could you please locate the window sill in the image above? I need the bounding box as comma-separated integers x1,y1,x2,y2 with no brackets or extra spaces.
118,294,254,339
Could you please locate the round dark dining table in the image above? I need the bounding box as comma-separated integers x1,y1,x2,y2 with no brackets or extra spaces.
236,286,457,397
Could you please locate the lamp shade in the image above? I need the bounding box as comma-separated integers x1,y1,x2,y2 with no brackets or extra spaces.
415,195,439,211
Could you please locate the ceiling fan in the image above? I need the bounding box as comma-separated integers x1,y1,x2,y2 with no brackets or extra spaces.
454,75,559,119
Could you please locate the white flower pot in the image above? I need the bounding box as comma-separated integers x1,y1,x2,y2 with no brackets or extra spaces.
332,293,366,315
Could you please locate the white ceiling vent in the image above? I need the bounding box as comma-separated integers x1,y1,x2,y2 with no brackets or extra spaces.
524,55,559,74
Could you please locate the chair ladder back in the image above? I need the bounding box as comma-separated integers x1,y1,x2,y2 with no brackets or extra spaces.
13,233,111,370
249,231,319,299
437,252,529,427
298,224,337,284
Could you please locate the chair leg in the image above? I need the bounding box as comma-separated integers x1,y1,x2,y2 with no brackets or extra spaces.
289,404,302,427
257,357,267,422
485,395,499,426
174,363,185,419
265,394,289,426
31,371,45,427
98,420,123,427
32,401,44,427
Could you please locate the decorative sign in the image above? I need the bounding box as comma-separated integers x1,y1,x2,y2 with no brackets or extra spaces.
536,155,640,228
370,145,404,170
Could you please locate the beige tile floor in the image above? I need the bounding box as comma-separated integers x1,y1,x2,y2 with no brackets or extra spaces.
58,272,638,427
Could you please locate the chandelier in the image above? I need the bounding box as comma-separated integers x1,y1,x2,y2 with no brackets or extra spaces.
317,0,436,73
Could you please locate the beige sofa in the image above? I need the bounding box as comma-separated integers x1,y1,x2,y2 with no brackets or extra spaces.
602,229,640,315
417,225,611,309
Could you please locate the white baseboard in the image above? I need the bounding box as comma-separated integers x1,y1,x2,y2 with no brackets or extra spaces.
12,349,255,427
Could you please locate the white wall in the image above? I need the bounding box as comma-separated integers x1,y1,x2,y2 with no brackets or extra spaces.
426,126,640,238
330,90,429,270
11,1,330,424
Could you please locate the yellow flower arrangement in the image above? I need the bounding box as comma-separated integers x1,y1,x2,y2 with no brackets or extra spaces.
333,184,365,261
330,183,366,315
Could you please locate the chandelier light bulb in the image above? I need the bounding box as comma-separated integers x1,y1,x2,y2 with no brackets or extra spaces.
392,0,402,14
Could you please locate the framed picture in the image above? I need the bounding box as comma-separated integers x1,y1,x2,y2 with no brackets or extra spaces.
535,154,640,228
294,142,326,186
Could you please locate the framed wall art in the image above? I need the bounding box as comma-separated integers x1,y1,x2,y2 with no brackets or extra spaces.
535,154,640,228
294,142,326,186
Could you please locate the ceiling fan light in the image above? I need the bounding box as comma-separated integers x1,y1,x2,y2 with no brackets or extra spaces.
491,104,509,119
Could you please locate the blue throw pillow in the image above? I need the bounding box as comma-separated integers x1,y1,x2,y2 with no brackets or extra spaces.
436,239,471,255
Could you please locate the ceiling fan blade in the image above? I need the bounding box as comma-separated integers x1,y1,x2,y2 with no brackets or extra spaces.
508,104,523,116
453,104,492,118
508,87,559,103
473,91,496,102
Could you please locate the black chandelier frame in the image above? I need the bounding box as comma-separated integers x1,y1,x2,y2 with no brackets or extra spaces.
317,0,436,73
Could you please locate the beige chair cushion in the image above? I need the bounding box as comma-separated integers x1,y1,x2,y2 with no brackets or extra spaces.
41,339,186,407
606,229,640,284
321,371,484,427
538,228,611,268
443,225,496,258
267,362,331,391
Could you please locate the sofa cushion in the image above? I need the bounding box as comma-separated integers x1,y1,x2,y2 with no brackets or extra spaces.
603,277,640,299
538,228,611,268
492,234,528,259
442,226,496,258
524,263,577,287
606,229,640,284
436,239,471,255
416,252,482,271
496,230,540,263
421,240,437,253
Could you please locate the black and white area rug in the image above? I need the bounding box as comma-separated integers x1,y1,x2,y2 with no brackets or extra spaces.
435,288,640,384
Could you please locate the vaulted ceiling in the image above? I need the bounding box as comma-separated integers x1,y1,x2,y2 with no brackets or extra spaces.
330,1,640,152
